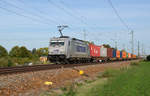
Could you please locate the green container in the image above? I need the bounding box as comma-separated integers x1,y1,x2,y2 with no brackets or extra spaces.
127,53,128,58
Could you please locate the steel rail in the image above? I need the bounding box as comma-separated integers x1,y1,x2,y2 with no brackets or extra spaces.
0,60,138,75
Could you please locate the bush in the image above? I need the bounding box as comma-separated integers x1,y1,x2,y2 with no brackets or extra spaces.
146,55,150,61
9,46,20,57
9,46,32,58
60,84,76,96
0,58,15,67
11,57,32,65
130,62,139,66
36,47,48,57
0,45,8,57
100,69,120,78
0,58,8,67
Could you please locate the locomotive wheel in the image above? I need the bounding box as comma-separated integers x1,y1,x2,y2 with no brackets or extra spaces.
64,60,70,64
55,61,61,64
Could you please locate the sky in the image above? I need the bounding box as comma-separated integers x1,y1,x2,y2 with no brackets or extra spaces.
0,0,150,55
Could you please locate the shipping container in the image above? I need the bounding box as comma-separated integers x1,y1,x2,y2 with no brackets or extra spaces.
100,46,107,57
120,51,122,58
107,48,113,58
134,55,137,58
127,53,128,58
122,51,127,58
89,44,100,57
128,53,131,58
113,49,116,58
132,54,136,58
116,50,120,58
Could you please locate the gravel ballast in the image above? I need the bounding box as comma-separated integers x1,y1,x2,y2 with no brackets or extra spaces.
0,60,139,96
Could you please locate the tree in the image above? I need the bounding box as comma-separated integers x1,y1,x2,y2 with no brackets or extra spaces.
0,45,8,58
91,41,94,44
103,44,111,48
147,55,150,61
9,46,32,58
36,47,48,57
121,49,126,52
19,46,32,58
9,46,20,57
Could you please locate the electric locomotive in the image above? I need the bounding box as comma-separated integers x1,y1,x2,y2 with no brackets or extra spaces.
48,36,91,64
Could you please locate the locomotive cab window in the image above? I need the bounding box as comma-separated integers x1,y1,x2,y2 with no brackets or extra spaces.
50,42,64,46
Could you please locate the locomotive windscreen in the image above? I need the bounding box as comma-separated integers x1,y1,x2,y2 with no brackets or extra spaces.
50,41,64,46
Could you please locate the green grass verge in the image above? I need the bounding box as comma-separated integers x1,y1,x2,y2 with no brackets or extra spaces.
87,61,150,96
76,78,107,96
41,61,150,96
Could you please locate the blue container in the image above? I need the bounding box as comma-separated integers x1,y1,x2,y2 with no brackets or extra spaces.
113,49,116,58
120,51,122,58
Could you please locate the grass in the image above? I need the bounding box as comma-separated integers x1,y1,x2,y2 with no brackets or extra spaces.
99,69,120,78
59,84,77,96
41,61,150,96
86,61,150,96
76,78,107,96
130,61,140,66
59,69,121,96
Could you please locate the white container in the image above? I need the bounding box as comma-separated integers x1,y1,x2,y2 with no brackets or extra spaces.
100,46,107,57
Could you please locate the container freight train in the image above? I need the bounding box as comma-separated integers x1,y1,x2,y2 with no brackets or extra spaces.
48,36,137,64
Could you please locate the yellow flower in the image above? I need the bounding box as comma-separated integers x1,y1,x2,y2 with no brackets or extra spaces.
79,70,84,75
44,81,53,85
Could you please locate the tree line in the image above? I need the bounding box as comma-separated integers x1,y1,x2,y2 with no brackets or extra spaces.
0,45,48,67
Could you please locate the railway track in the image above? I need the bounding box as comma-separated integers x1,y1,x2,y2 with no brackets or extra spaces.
0,64,63,75
0,60,138,75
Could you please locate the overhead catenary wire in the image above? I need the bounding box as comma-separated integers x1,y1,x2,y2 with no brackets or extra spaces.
10,0,79,36
0,0,58,25
107,0,131,31
59,0,88,24
15,0,75,35
16,0,67,25
107,0,135,53
59,0,98,27
0,6,51,25
59,0,112,42
47,0,93,31
47,0,82,23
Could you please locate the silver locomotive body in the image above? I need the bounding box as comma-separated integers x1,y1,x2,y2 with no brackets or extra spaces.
48,36,91,63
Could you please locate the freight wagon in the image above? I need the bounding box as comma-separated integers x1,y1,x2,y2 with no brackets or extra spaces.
112,49,117,60
126,53,130,59
48,36,137,64
89,44,100,62
132,54,137,59
128,53,132,59
116,50,120,59
89,44,100,57
107,48,113,61
100,46,108,62
120,51,123,59
122,51,127,60
89,45,108,62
